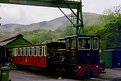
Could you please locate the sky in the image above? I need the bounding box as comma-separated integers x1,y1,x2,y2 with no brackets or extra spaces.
0,0,121,25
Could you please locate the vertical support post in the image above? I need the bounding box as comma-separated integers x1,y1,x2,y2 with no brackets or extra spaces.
80,0,84,35
76,6,79,35
76,0,84,35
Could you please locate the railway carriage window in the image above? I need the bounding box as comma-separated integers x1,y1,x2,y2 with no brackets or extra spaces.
34,47,37,56
44,46,47,56
14,48,15,56
20,48,22,56
32,47,34,56
42,46,47,56
22,48,24,56
27,48,30,56
40,47,42,56
36,47,39,56
30,48,32,56
14,48,18,56
18,48,20,56
25,48,27,56
13,48,15,56
21,48,23,56
32,47,35,56
16,48,18,56
70,38,76,49
36,47,42,56
78,37,91,50
25,48,28,56
42,46,44,56
39,47,42,56
34,47,36,56
23,48,26,56
93,37,99,50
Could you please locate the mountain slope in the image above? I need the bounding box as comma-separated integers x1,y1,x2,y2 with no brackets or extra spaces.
0,12,100,32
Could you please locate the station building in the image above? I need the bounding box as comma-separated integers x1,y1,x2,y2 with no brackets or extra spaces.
0,34,31,62
101,47,121,68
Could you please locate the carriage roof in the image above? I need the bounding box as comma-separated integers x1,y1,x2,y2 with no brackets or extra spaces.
13,42,65,48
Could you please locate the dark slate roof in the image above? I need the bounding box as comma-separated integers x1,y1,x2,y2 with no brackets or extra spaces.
0,34,24,46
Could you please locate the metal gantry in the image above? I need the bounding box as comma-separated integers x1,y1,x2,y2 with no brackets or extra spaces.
0,0,84,35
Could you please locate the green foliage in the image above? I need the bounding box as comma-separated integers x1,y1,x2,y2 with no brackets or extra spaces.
98,5,121,48
85,24,104,35
60,24,76,38
22,30,56,44
99,5,121,24
85,5,121,49
21,24,77,44
101,16,121,48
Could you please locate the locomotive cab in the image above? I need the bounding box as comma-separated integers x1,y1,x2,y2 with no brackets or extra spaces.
64,35,100,77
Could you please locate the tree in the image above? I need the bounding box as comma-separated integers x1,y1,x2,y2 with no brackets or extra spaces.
99,5,121,24
60,25,76,38
103,16,121,47
22,29,56,44
98,5,121,48
84,5,121,49
85,24,103,36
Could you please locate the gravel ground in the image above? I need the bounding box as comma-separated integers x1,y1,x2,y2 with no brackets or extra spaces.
9,69,121,81
99,69,121,80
